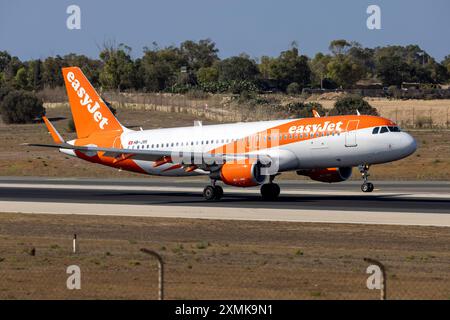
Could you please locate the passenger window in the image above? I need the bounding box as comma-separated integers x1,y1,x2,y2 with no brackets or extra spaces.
372,127,380,134
380,127,389,134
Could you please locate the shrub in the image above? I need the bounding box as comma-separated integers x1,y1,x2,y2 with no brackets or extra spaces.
285,102,326,118
329,95,378,116
0,90,45,124
67,118,76,132
286,82,301,95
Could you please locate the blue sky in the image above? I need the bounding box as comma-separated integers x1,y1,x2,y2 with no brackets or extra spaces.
1,0,449,61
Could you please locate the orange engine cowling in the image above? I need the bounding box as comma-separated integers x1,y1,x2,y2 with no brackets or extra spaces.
219,159,266,187
297,167,352,183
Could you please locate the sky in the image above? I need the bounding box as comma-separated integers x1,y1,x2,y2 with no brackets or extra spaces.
1,0,450,62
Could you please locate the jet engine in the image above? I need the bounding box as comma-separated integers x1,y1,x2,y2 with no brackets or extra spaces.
216,159,266,187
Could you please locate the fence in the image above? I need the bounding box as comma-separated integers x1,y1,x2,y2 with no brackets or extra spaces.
1,238,449,300
98,91,450,129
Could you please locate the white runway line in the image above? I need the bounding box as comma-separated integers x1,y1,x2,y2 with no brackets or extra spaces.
0,201,449,227
1,182,450,199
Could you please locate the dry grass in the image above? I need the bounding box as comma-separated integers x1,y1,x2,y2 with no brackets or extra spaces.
0,213,449,300
1,104,450,180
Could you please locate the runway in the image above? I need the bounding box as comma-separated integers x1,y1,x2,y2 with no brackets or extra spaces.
0,178,449,227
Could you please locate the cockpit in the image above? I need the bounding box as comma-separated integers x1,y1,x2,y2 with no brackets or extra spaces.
372,126,401,134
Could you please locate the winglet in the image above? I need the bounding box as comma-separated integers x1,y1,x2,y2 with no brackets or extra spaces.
42,116,65,144
312,109,321,118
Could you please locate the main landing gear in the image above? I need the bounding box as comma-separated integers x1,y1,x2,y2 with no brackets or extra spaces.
359,164,374,193
260,175,280,201
203,180,223,201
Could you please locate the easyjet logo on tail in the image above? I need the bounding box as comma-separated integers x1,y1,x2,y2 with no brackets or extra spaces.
66,71,109,130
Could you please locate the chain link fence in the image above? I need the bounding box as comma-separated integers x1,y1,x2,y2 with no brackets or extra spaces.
1,238,449,300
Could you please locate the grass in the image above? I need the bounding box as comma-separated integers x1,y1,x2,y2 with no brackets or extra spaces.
2,103,450,180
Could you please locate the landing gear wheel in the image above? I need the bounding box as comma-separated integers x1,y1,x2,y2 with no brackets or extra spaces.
361,182,374,193
260,183,280,201
359,164,374,193
214,185,223,200
203,186,216,201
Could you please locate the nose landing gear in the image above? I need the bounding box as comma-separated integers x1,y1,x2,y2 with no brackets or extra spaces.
359,164,374,193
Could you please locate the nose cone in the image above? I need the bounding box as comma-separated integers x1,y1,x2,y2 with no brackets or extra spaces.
400,133,417,157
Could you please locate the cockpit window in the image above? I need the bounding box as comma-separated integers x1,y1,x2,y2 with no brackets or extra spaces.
372,127,380,134
380,127,389,134
388,126,401,132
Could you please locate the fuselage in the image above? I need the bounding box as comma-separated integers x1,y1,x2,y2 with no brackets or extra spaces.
63,114,417,178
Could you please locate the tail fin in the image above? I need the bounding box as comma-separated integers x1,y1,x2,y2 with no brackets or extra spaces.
62,67,124,138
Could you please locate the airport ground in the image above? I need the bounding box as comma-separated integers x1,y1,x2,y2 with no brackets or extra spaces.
0,211,449,300
1,104,450,180
1,103,449,299
0,179,449,299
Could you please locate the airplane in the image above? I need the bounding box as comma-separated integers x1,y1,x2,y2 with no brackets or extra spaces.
26,67,417,201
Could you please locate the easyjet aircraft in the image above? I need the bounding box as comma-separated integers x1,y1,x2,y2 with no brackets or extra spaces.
26,67,417,200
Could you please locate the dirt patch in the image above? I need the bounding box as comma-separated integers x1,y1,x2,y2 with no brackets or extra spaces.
0,213,448,299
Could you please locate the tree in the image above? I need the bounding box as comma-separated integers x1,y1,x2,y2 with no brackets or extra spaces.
269,47,311,90
327,56,366,88
0,90,45,124
140,46,187,91
0,51,12,72
27,59,43,90
375,55,411,86
286,102,326,118
329,95,378,116
180,39,219,71
217,54,259,82
196,66,219,84
329,39,351,56
310,53,332,89
443,55,450,75
14,67,29,90
99,43,136,90
286,82,301,95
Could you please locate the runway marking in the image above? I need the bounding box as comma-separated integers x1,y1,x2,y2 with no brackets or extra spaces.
1,183,450,200
0,201,449,227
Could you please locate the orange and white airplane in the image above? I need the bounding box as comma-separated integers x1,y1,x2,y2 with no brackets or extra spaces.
27,67,417,200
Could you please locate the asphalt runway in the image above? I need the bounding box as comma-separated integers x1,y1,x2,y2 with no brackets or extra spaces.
0,178,449,226
0,178,450,213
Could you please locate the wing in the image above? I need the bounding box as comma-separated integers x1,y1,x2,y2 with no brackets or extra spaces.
22,142,272,167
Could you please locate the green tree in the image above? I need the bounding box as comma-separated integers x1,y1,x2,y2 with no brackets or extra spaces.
0,51,12,72
196,66,219,84
140,46,187,91
0,90,45,124
180,39,219,71
310,53,332,89
27,59,43,90
329,39,351,56
327,56,365,88
99,43,136,90
269,47,311,90
217,54,259,82
286,102,326,118
15,67,29,90
329,95,378,116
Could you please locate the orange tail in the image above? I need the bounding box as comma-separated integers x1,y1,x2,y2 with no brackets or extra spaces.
62,67,124,138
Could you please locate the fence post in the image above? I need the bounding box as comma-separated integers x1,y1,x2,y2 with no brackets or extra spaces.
73,234,77,254
364,258,386,300
140,248,164,300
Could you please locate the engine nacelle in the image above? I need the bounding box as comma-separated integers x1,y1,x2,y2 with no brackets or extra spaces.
218,159,266,187
297,167,352,183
